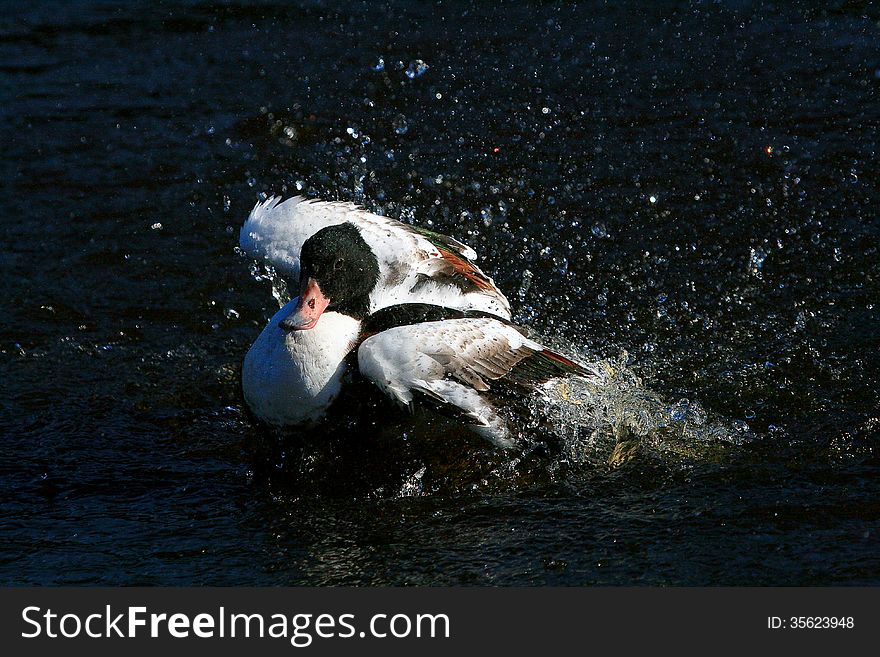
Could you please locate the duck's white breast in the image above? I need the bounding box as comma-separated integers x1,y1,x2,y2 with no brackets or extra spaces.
242,299,361,426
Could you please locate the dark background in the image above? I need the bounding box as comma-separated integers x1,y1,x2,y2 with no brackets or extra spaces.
1,0,878,584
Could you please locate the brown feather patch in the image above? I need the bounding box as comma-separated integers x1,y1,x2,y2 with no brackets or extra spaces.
438,248,497,292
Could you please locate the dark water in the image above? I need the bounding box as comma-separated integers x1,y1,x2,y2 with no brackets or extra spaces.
2,0,879,585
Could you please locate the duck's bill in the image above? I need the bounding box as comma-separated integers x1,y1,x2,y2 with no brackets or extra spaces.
279,278,330,331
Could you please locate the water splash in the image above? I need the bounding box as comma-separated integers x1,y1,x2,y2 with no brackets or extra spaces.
747,246,767,277
515,349,750,469
398,465,427,497
405,60,429,79
392,114,409,135
248,261,290,308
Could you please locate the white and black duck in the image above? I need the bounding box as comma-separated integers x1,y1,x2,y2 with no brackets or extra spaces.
240,196,588,448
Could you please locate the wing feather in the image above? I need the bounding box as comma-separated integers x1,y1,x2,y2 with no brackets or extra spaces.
357,318,587,448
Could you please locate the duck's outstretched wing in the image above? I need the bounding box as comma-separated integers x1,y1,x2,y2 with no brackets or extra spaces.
356,316,587,448
240,196,511,319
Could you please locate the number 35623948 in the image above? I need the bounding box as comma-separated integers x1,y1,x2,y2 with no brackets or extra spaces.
768,617,854,629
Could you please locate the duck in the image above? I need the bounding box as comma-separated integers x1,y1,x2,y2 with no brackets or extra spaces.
240,196,588,448
240,197,511,426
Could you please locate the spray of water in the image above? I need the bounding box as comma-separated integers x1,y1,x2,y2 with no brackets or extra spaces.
247,258,290,308
516,344,752,469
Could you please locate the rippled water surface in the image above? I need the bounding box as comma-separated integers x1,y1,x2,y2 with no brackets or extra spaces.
2,0,879,585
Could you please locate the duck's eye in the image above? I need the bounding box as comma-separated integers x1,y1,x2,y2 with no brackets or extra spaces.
333,257,345,271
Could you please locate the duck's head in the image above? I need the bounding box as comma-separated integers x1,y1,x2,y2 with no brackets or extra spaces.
280,222,380,331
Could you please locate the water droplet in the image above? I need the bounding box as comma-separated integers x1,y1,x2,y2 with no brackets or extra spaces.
480,206,493,227
649,195,657,204
392,114,409,135
151,222,162,230
732,419,750,433
748,247,767,276
405,59,428,79
371,57,385,72
398,465,427,497
517,269,534,298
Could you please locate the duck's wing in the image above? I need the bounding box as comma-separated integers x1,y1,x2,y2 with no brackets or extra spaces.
356,316,587,448
240,196,511,319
